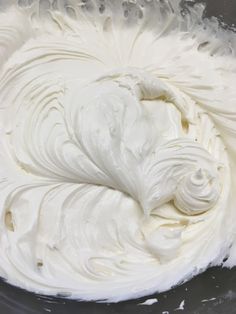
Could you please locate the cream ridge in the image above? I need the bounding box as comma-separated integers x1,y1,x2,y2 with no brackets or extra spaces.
0,0,236,302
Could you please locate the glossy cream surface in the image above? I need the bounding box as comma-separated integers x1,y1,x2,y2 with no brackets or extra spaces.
0,0,236,302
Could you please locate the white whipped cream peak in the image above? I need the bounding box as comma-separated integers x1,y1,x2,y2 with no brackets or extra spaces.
0,0,235,302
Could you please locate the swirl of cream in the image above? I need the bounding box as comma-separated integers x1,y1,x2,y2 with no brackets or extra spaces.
174,168,221,215
0,0,235,303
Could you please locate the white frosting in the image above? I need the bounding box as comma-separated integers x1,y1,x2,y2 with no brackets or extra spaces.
139,298,158,305
0,0,236,302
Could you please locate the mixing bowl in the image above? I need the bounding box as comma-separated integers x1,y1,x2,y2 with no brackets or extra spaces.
0,0,235,313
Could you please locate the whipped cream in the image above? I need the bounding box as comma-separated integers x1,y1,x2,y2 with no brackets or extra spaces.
0,0,235,302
